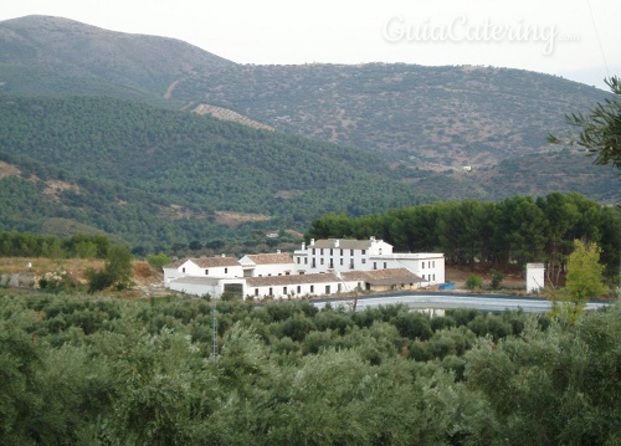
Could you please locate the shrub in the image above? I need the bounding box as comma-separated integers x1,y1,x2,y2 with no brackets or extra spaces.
466,275,483,290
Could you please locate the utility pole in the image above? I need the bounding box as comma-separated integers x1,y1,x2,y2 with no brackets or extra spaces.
211,299,218,363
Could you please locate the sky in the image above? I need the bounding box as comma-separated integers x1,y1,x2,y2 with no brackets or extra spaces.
2,0,618,89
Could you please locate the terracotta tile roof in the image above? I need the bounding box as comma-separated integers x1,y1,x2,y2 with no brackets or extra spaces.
246,273,339,287
341,268,422,286
192,256,240,268
245,253,293,265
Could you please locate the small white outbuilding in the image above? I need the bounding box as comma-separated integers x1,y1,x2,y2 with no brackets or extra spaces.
526,263,545,293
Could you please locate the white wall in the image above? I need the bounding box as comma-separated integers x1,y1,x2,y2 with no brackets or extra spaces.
245,279,350,299
526,264,545,293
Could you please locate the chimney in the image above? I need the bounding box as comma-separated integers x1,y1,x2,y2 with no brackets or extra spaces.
302,242,306,250
370,236,376,242
277,249,281,254
310,238,315,246
221,253,226,257
335,239,340,248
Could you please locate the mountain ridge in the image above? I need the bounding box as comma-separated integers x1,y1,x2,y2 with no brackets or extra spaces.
0,15,618,249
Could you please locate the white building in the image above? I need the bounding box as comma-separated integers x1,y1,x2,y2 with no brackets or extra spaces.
293,237,393,272
168,276,245,298
238,252,297,277
162,236,444,299
293,237,444,286
245,273,344,299
526,263,545,293
163,256,243,286
244,268,423,299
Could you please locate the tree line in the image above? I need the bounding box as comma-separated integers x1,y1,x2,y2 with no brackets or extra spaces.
0,231,111,259
307,192,621,283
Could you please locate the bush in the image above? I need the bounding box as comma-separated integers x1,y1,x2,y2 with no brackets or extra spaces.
147,254,173,269
490,271,505,290
466,275,483,290
38,272,80,294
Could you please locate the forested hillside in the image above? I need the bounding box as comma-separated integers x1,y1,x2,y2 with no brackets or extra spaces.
307,192,621,282
2,293,621,445
0,95,429,249
1,16,618,203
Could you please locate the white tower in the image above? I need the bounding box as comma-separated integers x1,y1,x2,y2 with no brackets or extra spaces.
526,263,545,293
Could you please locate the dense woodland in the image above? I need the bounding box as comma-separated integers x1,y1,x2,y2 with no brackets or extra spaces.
307,192,621,283
0,95,430,249
1,293,621,445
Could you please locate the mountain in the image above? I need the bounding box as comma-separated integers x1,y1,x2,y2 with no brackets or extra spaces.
0,15,618,249
0,15,233,100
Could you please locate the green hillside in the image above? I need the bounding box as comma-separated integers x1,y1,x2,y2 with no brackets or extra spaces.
0,15,618,249
0,95,430,249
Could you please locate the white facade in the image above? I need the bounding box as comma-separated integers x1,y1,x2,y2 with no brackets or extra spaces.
370,253,445,286
293,237,444,286
162,236,445,299
169,276,245,298
293,237,394,273
526,263,545,293
238,252,297,277
245,273,347,299
163,256,243,286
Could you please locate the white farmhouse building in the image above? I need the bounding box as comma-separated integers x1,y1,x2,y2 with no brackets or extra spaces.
162,236,444,299
238,252,297,277
163,256,243,286
168,276,245,298
293,237,393,272
245,273,344,299
293,237,444,286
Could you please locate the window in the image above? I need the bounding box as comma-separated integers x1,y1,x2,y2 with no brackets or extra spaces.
329,259,334,268
320,258,324,265
255,288,259,296
383,262,387,269
350,249,354,256
330,248,333,255
422,262,425,269
340,249,343,256
310,285,314,293
283,286,287,295
350,260,354,269
373,262,377,270
205,269,209,275
297,285,301,294
297,258,300,264
321,248,324,255
340,258,343,266
362,259,366,264
312,248,316,255
433,261,436,268
362,249,366,255
182,267,185,273
312,259,316,268
304,258,308,265
433,274,436,281
325,285,331,294
269,287,273,296
224,268,228,274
